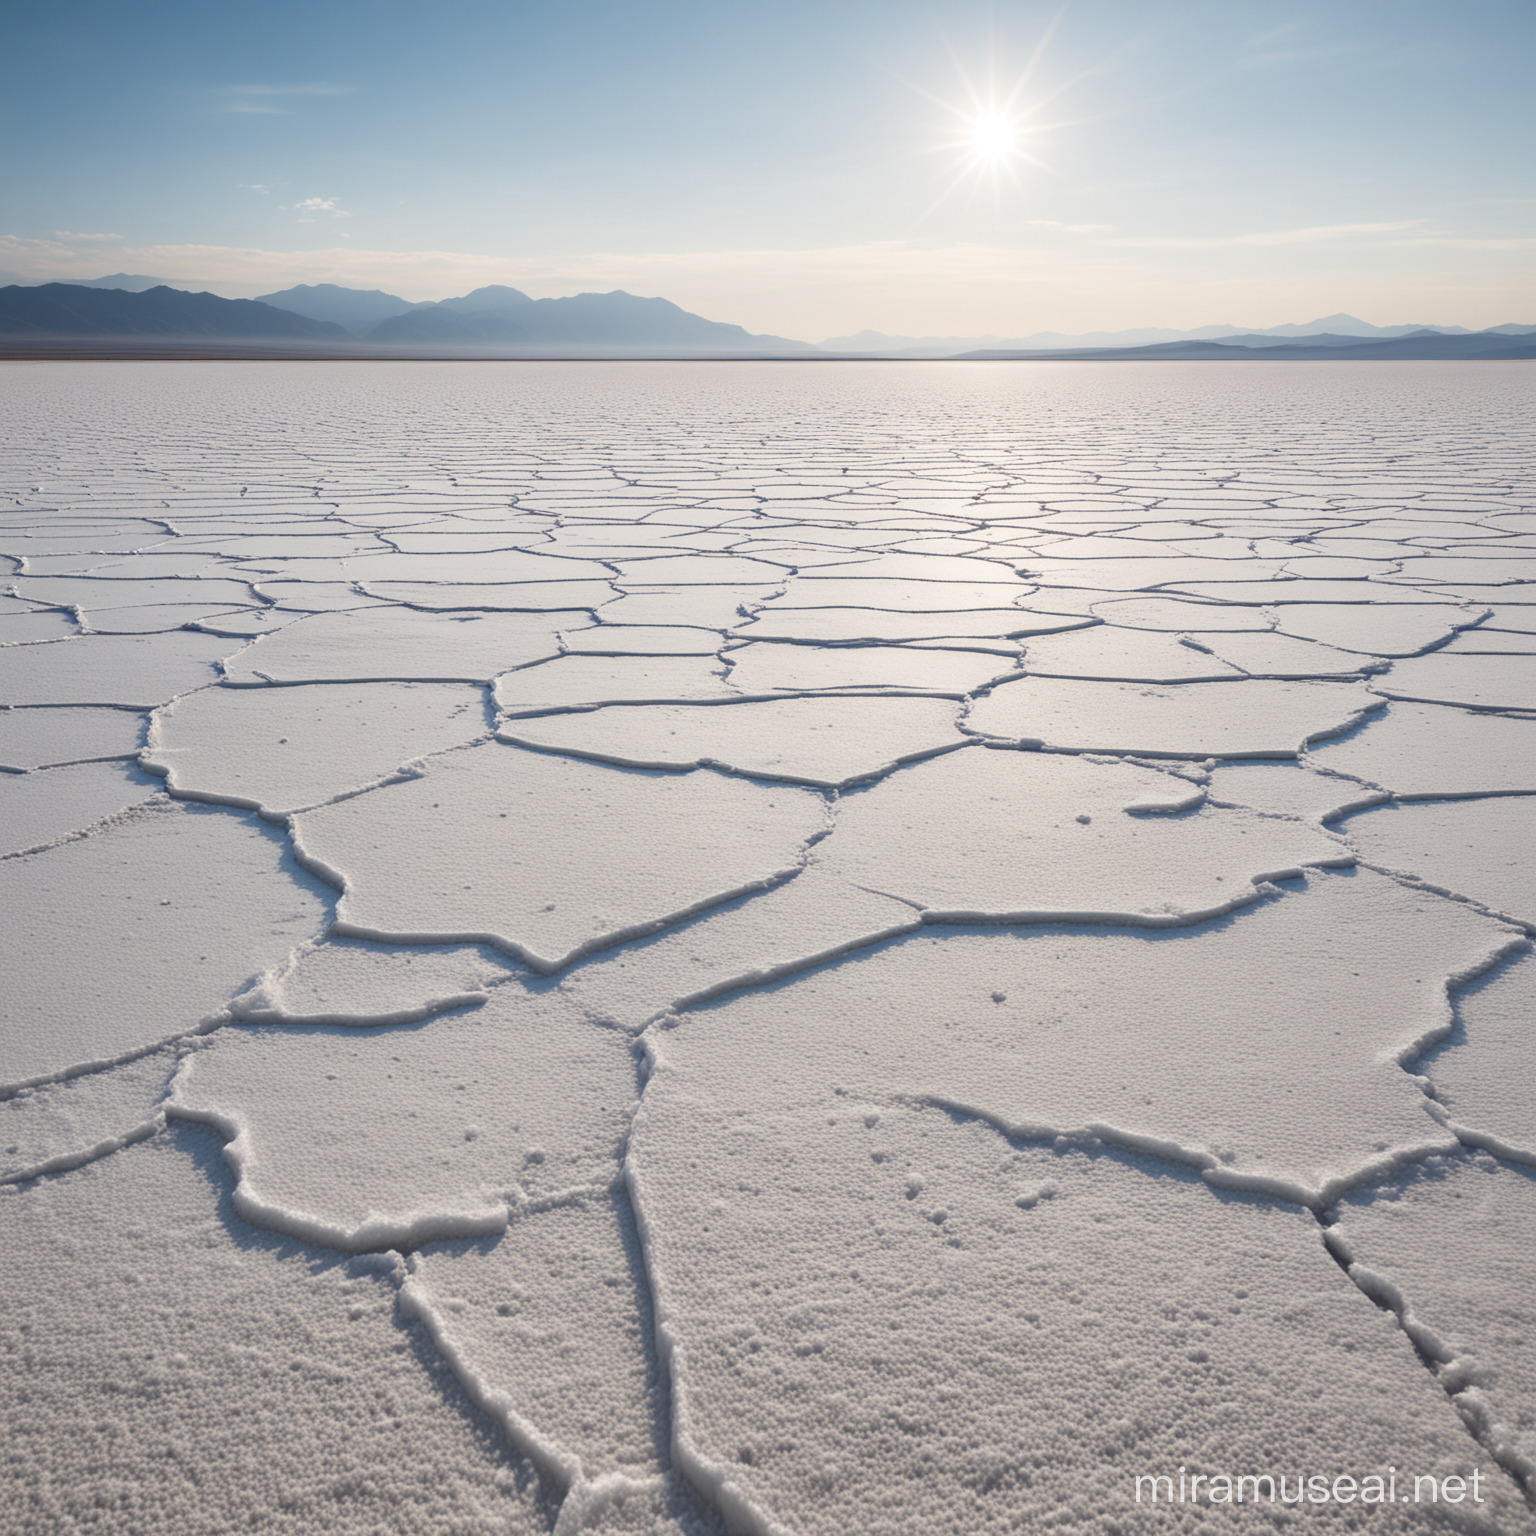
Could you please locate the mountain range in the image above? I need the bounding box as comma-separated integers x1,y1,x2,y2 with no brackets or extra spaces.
1,279,1531,359
817,313,1536,355
257,281,814,351
250,282,437,334
0,284,350,339
955,331,1536,362
0,280,813,353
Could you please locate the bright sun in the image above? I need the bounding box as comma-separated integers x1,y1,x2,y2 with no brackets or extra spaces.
965,112,1019,164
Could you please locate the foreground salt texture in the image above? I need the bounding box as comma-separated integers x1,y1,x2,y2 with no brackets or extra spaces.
1,359,1533,1534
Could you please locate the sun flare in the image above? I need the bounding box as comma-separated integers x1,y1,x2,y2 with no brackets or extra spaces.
965,112,1020,164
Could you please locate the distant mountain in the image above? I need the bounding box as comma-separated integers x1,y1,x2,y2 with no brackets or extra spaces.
952,330,1536,363
818,326,1245,354
367,307,530,344
253,282,430,335
1253,312,1470,338
0,284,351,339
819,314,1498,356
50,274,188,291
430,285,533,314
367,288,814,352
1214,331,1414,348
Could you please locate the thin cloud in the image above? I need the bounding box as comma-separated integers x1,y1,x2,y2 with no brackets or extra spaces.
228,84,350,95
1384,236,1536,250
217,83,351,114
285,197,352,219
1109,221,1425,249
53,231,122,241
1021,220,1115,233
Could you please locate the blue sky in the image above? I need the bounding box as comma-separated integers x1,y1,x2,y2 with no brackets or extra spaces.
2,0,1531,337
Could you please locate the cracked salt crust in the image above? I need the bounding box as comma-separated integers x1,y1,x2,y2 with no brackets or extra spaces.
820,747,1347,921
1418,950,1536,1163
145,679,490,816
0,630,232,707
500,695,966,786
1274,601,1486,654
0,800,333,1088
969,673,1379,757
0,758,162,857
0,702,143,768
1086,595,1275,630
1190,628,1370,678
1311,700,1536,795
295,739,827,972
1377,652,1536,711
3,358,1535,1533
1341,797,1536,928
1019,625,1245,681
221,607,584,686
724,641,1012,695
0,1126,556,1533
628,1098,1533,1534
656,869,1516,1202
1332,1153,1536,1486
733,605,1088,643
170,988,637,1250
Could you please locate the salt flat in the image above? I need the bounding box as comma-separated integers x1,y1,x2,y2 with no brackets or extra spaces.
1,359,1534,1533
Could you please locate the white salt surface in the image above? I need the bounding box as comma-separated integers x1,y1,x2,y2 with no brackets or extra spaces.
1310,701,1536,795
557,864,916,1029
500,695,965,785
1332,1154,1536,1486
295,741,827,971
0,758,162,855
0,801,331,1087
560,624,723,655
222,607,581,685
0,609,79,643
821,747,1347,920
0,704,144,768
598,586,781,627
732,606,1086,643
245,937,516,1026
1205,760,1385,823
366,578,619,611
725,640,1013,695
1192,629,1370,678
761,577,1035,610
970,674,1378,757
3,360,1534,1531
655,869,1514,1202
1378,652,1536,711
0,631,231,706
494,655,734,715
1275,603,1488,655
1,1046,176,1183
1440,628,1536,653
171,989,637,1249
1340,797,1536,926
146,680,489,815
630,1099,1529,1533
0,1128,556,1533
1020,626,1243,681
404,1197,668,1481
1087,595,1274,630
1419,951,1536,1162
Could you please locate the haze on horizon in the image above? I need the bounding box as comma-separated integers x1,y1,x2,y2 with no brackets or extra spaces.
1,0,1531,341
